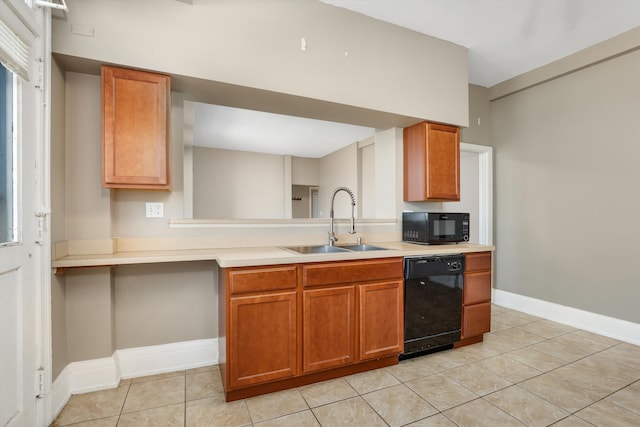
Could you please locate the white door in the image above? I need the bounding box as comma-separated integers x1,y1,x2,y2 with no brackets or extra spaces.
0,4,49,426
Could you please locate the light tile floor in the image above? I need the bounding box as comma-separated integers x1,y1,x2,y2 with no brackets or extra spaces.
51,305,640,426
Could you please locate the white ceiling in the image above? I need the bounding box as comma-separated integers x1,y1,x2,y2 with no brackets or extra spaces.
322,0,640,87
195,0,640,158
193,103,375,158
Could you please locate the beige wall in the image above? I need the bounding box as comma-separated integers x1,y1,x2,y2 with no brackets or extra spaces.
462,84,492,147
51,58,67,378
292,157,321,186
52,0,468,128
193,147,286,219
491,48,640,323
50,0,470,376
114,262,216,349
64,72,110,240
318,143,358,219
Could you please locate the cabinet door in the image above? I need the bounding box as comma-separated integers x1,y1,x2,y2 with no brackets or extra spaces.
359,280,404,361
101,65,170,190
229,291,297,388
303,286,355,373
404,121,460,201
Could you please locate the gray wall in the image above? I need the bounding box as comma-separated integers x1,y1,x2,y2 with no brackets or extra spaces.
491,48,640,323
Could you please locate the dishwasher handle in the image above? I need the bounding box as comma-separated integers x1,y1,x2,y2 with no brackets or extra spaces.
404,254,464,279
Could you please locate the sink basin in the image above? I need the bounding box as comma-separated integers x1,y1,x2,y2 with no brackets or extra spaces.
283,245,351,254
282,244,388,254
337,244,389,252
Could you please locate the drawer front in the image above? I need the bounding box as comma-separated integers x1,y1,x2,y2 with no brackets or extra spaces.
464,271,492,305
465,251,492,272
303,258,403,287
229,265,297,294
462,302,491,338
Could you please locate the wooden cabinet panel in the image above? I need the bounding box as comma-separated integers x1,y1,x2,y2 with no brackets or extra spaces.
229,265,297,295
464,271,492,305
303,286,355,373
404,121,460,201
220,258,404,401
462,302,491,338
458,251,492,346
465,251,492,271
101,65,170,190
303,258,402,287
229,291,297,388
359,280,404,360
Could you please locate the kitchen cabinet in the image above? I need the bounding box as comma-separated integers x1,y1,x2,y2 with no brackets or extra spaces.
403,121,460,201
359,280,404,360
221,265,298,390
303,285,355,373
101,65,171,190
457,251,492,346
219,257,403,401
302,258,404,373
302,258,403,370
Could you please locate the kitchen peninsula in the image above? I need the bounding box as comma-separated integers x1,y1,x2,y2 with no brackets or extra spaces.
53,239,494,401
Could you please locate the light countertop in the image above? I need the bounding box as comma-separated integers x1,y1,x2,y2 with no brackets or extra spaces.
52,242,494,271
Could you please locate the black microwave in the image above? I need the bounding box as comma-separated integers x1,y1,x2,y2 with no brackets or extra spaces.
402,212,470,244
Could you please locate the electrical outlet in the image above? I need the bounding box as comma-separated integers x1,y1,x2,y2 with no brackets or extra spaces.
145,202,164,218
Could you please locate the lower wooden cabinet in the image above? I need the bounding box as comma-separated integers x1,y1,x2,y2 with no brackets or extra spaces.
228,292,297,389
303,286,355,373
219,257,404,401
458,252,492,345
359,280,404,361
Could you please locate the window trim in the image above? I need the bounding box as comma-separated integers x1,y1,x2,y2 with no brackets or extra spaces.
0,63,19,246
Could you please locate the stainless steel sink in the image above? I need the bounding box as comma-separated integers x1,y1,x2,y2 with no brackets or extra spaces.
282,244,388,254
282,245,351,254
337,244,389,252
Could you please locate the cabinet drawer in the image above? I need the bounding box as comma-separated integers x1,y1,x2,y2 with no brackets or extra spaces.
462,302,491,338
228,265,297,294
465,252,492,272
303,258,402,287
464,271,491,304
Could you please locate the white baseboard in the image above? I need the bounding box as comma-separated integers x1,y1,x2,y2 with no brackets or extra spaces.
51,357,119,421
493,289,640,346
115,338,218,379
51,338,218,420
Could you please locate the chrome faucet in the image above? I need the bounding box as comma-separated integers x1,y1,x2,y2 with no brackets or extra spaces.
328,186,356,246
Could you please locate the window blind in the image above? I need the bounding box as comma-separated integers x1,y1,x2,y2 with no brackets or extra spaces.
0,17,30,80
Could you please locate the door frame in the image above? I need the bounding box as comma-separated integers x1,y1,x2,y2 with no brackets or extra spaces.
460,142,493,246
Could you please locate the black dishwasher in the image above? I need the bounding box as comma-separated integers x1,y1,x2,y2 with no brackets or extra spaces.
400,254,464,360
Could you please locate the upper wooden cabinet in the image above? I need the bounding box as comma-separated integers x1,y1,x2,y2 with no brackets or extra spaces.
403,121,460,201
101,65,171,190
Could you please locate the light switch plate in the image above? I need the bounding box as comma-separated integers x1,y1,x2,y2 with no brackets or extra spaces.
145,202,164,218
